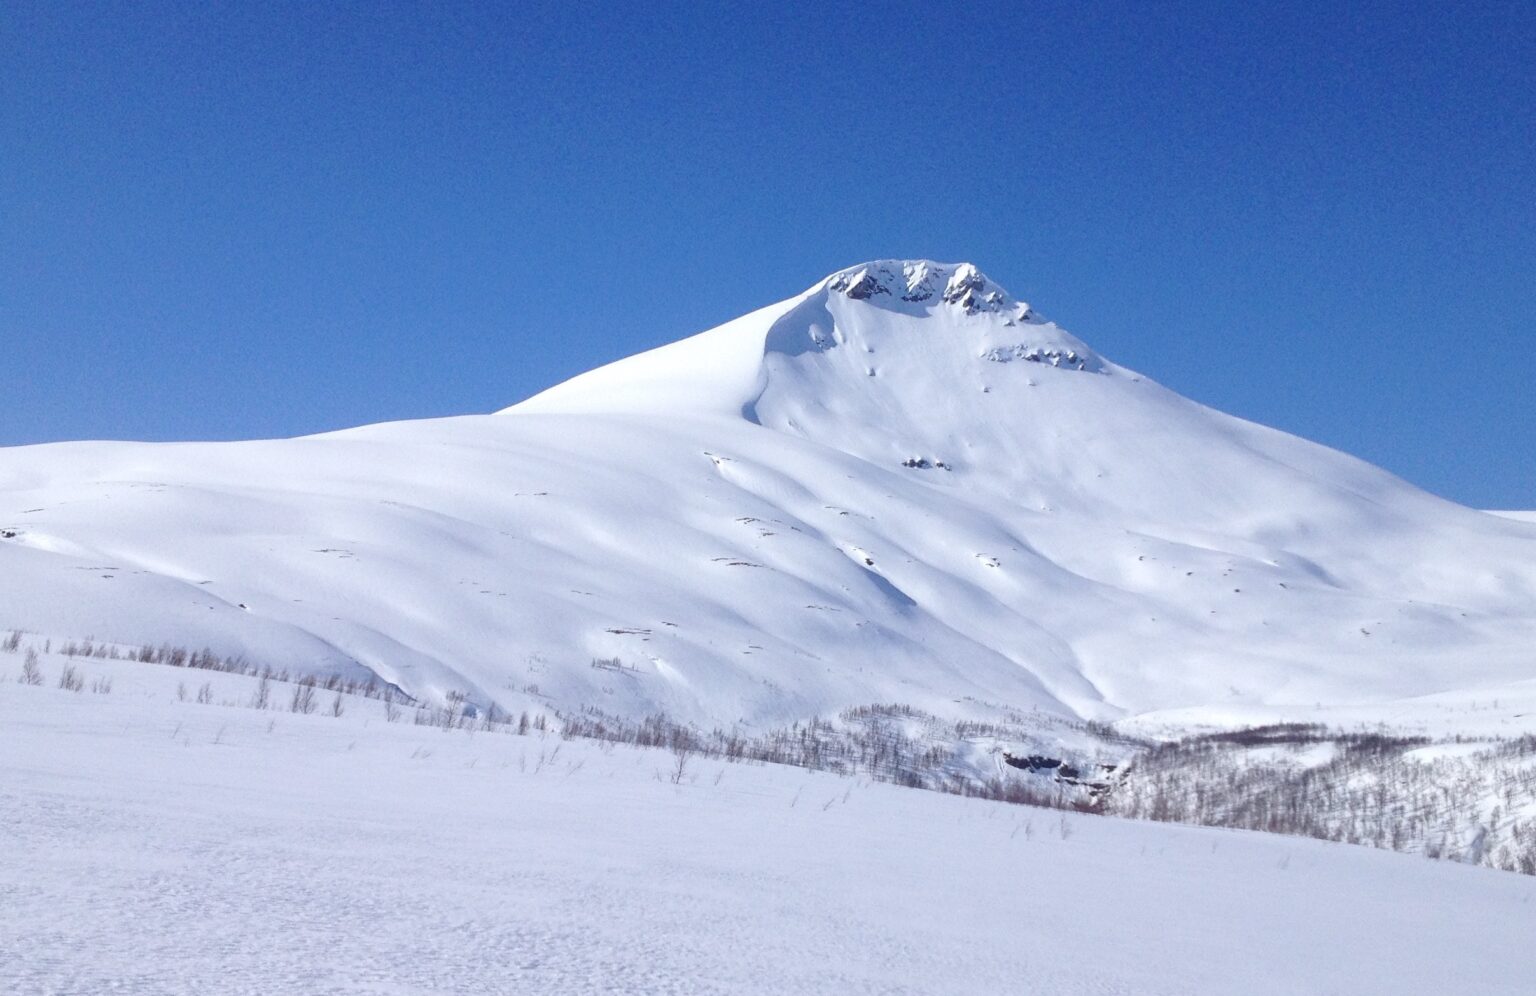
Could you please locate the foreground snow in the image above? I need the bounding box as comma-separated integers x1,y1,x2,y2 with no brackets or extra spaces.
4,665,1533,995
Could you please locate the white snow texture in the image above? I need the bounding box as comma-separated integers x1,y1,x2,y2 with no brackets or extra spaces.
3,260,1535,731
3,660,1533,996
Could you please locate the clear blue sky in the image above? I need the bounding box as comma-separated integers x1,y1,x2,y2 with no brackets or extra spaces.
3,1,1532,507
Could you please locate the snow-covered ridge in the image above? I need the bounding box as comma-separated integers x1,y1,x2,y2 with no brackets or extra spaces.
825,260,1025,316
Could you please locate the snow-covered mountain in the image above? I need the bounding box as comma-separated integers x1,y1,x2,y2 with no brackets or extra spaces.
4,260,1534,731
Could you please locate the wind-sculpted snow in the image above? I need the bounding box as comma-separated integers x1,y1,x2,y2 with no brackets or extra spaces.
2,260,1535,733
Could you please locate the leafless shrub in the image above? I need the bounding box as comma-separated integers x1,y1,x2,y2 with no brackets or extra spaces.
19,649,43,686
196,681,213,705
58,664,84,692
670,744,692,785
90,676,113,694
444,690,468,730
330,691,345,718
290,677,317,715
2,630,21,653
251,675,271,710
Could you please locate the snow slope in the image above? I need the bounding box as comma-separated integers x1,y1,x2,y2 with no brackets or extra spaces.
4,664,1534,996
2,260,1534,731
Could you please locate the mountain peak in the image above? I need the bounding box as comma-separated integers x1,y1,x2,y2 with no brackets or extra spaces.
512,259,1103,420
824,260,1029,319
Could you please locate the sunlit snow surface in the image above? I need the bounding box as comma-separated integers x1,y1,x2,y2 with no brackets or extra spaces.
3,663,1534,996
3,261,1535,732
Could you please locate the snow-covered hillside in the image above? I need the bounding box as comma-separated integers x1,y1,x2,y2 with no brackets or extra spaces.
3,260,1535,733
4,664,1533,996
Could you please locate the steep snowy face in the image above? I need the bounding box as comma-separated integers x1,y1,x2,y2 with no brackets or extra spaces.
766,260,1104,376
747,261,1113,486
513,260,1106,426
513,260,1114,492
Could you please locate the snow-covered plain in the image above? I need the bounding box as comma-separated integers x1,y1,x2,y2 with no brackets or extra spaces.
4,658,1534,996
3,260,1534,737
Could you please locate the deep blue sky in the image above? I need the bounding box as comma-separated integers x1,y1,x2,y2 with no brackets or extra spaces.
3,1,1533,507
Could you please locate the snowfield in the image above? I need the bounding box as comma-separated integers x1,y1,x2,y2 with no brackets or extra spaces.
2,260,1534,738
6,262,1536,992
4,661,1534,996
